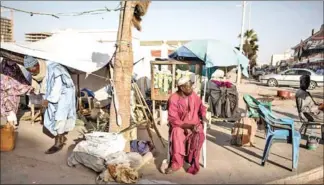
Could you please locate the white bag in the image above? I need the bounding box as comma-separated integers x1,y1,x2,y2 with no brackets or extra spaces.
73,132,126,159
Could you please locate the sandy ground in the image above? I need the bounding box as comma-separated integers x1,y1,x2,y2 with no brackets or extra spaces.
309,178,324,184
1,79,323,184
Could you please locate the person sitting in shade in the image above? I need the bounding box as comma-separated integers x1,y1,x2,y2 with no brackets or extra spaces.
295,74,324,138
164,76,208,175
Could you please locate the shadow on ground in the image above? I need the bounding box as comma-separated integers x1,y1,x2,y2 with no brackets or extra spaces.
206,126,293,171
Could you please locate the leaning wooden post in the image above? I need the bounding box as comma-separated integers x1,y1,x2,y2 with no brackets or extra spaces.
109,1,150,152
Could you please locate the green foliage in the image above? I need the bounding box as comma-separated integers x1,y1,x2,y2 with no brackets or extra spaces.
238,29,259,68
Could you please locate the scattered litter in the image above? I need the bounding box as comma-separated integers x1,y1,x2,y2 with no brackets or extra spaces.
105,151,143,169
97,164,139,184
130,140,154,156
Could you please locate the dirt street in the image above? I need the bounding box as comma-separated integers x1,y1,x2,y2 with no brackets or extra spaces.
1,80,323,184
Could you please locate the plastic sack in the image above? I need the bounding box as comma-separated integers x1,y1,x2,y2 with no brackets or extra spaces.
73,132,126,159
67,151,106,172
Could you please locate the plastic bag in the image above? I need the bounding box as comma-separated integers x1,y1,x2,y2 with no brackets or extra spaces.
67,151,106,172
73,132,126,159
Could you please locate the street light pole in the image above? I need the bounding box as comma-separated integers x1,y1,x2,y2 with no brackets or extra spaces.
237,1,246,89
248,2,251,30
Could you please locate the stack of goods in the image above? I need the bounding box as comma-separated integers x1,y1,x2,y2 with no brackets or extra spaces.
68,133,153,184
176,69,193,81
153,69,172,94
206,75,238,119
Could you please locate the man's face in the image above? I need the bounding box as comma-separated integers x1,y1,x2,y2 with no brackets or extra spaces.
26,63,40,76
300,75,310,90
179,81,194,96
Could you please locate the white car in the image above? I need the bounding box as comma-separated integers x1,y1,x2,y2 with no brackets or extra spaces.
259,68,324,90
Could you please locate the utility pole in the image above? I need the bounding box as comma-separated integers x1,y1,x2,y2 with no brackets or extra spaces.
248,2,251,30
109,1,136,152
237,1,246,90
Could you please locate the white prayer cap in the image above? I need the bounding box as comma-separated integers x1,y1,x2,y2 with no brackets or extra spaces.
177,76,191,86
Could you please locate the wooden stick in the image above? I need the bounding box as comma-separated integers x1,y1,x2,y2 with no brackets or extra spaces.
133,83,165,147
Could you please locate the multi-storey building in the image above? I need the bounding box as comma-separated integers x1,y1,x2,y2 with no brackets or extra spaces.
25,32,53,42
0,17,13,42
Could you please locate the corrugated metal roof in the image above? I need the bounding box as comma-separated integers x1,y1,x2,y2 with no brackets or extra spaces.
292,24,324,49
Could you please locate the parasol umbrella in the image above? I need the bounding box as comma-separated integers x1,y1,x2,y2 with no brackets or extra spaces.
169,39,249,77
169,39,250,100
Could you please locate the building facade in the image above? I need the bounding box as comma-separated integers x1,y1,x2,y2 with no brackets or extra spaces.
270,49,294,66
0,17,13,42
25,32,53,42
140,40,189,60
292,24,324,68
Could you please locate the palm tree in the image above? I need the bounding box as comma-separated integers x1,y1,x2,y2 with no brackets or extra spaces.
237,29,259,68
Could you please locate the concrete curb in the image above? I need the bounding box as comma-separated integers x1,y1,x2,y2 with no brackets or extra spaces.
266,166,323,184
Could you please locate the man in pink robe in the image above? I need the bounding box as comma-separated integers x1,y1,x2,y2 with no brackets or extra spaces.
165,77,207,175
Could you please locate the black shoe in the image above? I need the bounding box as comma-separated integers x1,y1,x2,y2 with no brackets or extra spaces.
60,135,67,144
45,135,64,154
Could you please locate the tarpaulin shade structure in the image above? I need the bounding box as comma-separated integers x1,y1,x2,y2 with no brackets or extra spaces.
169,39,249,78
0,30,114,74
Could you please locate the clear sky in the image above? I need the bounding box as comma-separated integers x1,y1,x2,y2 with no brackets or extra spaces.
1,1,323,64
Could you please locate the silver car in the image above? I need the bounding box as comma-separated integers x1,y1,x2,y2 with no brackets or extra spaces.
259,68,324,90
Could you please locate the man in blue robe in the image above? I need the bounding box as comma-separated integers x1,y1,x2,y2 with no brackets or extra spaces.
24,56,76,154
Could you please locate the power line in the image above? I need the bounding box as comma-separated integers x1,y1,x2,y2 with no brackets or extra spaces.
0,5,123,19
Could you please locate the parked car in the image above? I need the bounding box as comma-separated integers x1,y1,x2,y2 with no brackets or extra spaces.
259,68,324,89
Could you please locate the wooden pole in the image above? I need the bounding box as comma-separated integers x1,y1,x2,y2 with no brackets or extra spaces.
109,1,136,152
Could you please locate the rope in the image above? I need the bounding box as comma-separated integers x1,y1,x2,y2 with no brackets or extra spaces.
0,4,123,19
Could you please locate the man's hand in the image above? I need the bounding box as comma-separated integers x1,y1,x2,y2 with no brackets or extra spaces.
181,123,194,130
181,123,199,133
42,100,49,108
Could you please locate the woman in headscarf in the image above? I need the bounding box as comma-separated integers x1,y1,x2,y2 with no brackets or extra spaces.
0,58,31,85
0,58,33,128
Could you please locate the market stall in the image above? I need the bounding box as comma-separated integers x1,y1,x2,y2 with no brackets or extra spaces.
150,59,204,124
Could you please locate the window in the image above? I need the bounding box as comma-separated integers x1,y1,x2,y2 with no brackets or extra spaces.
297,70,311,76
284,70,298,75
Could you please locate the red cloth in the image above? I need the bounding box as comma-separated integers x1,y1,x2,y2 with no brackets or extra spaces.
167,92,206,175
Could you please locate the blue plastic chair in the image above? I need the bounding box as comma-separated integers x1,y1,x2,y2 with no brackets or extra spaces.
258,104,301,171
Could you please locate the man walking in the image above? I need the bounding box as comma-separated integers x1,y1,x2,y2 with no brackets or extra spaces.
24,56,76,154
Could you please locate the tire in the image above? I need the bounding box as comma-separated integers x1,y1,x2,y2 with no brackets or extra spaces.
267,78,278,87
309,81,317,90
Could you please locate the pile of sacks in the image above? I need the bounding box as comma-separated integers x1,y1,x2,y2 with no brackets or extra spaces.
67,132,152,184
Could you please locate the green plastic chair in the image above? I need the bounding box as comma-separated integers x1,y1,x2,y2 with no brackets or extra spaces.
243,94,272,118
